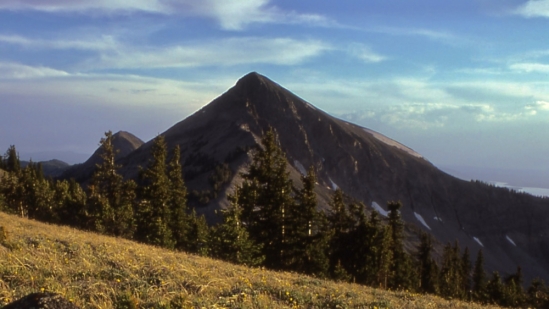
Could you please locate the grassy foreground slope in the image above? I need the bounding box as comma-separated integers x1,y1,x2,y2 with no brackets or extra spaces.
0,212,500,309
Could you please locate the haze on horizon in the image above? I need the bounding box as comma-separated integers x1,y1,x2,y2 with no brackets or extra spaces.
1,0,548,188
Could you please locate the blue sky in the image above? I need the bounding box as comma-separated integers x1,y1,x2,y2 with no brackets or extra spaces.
1,0,549,185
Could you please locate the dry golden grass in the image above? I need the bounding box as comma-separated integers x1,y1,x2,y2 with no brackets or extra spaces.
0,212,502,309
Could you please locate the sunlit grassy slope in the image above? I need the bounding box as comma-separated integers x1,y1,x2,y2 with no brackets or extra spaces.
0,212,501,309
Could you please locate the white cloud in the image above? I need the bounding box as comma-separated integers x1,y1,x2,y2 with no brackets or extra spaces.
348,44,386,63
177,0,334,30
287,75,549,130
95,37,330,69
0,0,333,30
0,34,118,51
0,62,70,79
372,27,459,44
510,62,549,73
0,33,330,69
0,0,167,14
514,0,549,18
526,100,549,111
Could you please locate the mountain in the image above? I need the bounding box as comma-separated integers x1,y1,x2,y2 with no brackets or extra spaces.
69,72,549,283
60,131,144,182
20,159,71,178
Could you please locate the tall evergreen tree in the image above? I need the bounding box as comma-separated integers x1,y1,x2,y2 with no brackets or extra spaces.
186,209,210,256
4,145,20,173
209,189,264,266
86,131,136,238
287,167,329,277
368,211,393,289
487,271,504,305
167,145,191,250
416,232,439,294
461,247,472,299
502,266,525,307
136,135,174,248
22,164,56,222
472,249,488,302
54,179,87,227
326,189,354,279
439,241,463,299
386,201,414,290
237,128,295,270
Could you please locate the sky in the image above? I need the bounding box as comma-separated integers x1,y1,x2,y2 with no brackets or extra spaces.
1,0,549,187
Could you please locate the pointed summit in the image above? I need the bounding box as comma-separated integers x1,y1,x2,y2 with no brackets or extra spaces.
234,72,281,93
60,130,144,182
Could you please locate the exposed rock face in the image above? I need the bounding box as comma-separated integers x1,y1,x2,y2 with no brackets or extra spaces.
60,131,144,183
2,293,80,309
67,72,549,283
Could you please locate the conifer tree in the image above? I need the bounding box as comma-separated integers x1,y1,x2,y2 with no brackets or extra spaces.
22,163,56,222
347,201,391,285
4,145,20,173
461,247,472,299
416,232,439,294
0,166,25,216
288,167,329,277
369,211,393,289
439,241,463,298
386,201,414,290
167,145,191,250
487,271,504,305
326,189,354,278
0,146,26,217
136,135,174,248
209,189,264,266
472,249,488,302
527,278,549,308
87,131,136,238
237,128,295,270
502,266,525,307
186,209,210,256
54,179,87,227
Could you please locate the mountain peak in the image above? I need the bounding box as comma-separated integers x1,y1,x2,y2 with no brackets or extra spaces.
233,72,285,97
236,71,267,86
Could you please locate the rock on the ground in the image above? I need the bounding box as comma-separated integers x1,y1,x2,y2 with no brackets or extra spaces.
2,293,80,309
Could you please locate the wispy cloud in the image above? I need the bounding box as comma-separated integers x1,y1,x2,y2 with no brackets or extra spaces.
175,0,335,30
509,62,549,73
514,0,549,18
0,0,334,30
0,62,70,79
348,44,387,63
0,34,118,51
0,34,330,70
91,37,331,69
0,0,167,14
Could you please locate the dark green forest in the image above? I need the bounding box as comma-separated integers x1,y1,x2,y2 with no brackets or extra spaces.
1,130,548,308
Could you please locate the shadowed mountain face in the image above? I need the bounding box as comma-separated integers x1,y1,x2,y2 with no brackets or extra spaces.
60,131,144,182
20,159,70,178
70,73,549,282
